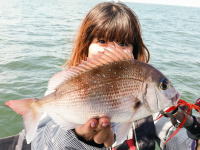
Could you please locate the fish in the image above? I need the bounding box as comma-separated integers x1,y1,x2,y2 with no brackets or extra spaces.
5,48,179,145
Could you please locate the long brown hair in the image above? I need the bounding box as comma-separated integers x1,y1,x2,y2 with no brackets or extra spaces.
67,2,150,67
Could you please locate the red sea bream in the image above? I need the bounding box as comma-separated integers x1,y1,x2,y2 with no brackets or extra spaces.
5,49,179,145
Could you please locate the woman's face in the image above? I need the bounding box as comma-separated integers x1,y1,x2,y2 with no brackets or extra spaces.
88,38,133,58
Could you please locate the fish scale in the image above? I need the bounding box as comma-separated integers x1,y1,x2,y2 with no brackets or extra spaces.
56,78,141,106
43,77,145,124
5,49,179,144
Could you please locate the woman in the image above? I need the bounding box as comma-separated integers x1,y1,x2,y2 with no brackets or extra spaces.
14,1,199,150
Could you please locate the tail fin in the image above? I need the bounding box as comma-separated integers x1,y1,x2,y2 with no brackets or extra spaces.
5,98,41,144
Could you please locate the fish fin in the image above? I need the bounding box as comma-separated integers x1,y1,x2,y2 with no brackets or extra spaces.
62,48,134,81
46,70,69,94
5,98,41,144
112,122,133,147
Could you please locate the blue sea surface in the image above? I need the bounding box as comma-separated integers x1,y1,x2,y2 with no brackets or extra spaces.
0,0,199,138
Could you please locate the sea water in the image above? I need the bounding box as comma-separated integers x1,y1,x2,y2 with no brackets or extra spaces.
0,0,199,138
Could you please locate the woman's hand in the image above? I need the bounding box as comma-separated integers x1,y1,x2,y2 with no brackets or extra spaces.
75,117,115,147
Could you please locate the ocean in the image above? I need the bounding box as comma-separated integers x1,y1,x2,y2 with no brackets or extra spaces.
0,0,199,138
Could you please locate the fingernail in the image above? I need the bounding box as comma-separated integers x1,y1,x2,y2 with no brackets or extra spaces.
102,122,109,127
91,122,96,128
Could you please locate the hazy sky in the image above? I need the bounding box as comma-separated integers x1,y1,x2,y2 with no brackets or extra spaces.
121,0,200,8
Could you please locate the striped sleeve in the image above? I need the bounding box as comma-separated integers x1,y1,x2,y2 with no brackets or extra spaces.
31,116,109,150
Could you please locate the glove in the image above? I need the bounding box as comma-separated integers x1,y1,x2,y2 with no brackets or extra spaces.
170,98,200,128
169,106,194,128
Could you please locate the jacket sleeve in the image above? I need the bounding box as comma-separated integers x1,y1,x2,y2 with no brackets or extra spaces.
186,98,200,139
154,113,197,150
186,116,200,139
31,115,108,150
31,71,109,150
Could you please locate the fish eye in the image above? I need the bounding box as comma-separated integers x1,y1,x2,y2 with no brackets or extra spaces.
159,78,169,90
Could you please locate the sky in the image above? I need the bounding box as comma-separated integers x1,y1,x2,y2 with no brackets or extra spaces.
121,0,200,8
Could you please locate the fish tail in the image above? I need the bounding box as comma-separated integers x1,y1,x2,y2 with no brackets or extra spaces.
5,98,41,144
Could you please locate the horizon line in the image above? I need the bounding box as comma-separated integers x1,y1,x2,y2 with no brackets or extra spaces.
120,0,200,8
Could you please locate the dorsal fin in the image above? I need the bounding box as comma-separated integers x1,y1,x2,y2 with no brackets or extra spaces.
63,49,134,81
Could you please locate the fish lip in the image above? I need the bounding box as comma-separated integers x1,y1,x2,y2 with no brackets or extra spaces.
172,92,180,105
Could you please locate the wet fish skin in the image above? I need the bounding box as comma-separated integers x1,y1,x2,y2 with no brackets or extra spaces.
5,49,179,143
37,59,177,123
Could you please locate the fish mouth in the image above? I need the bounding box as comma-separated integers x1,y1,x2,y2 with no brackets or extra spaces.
172,92,180,105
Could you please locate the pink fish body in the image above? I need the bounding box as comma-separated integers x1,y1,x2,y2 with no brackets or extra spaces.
5,49,179,144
